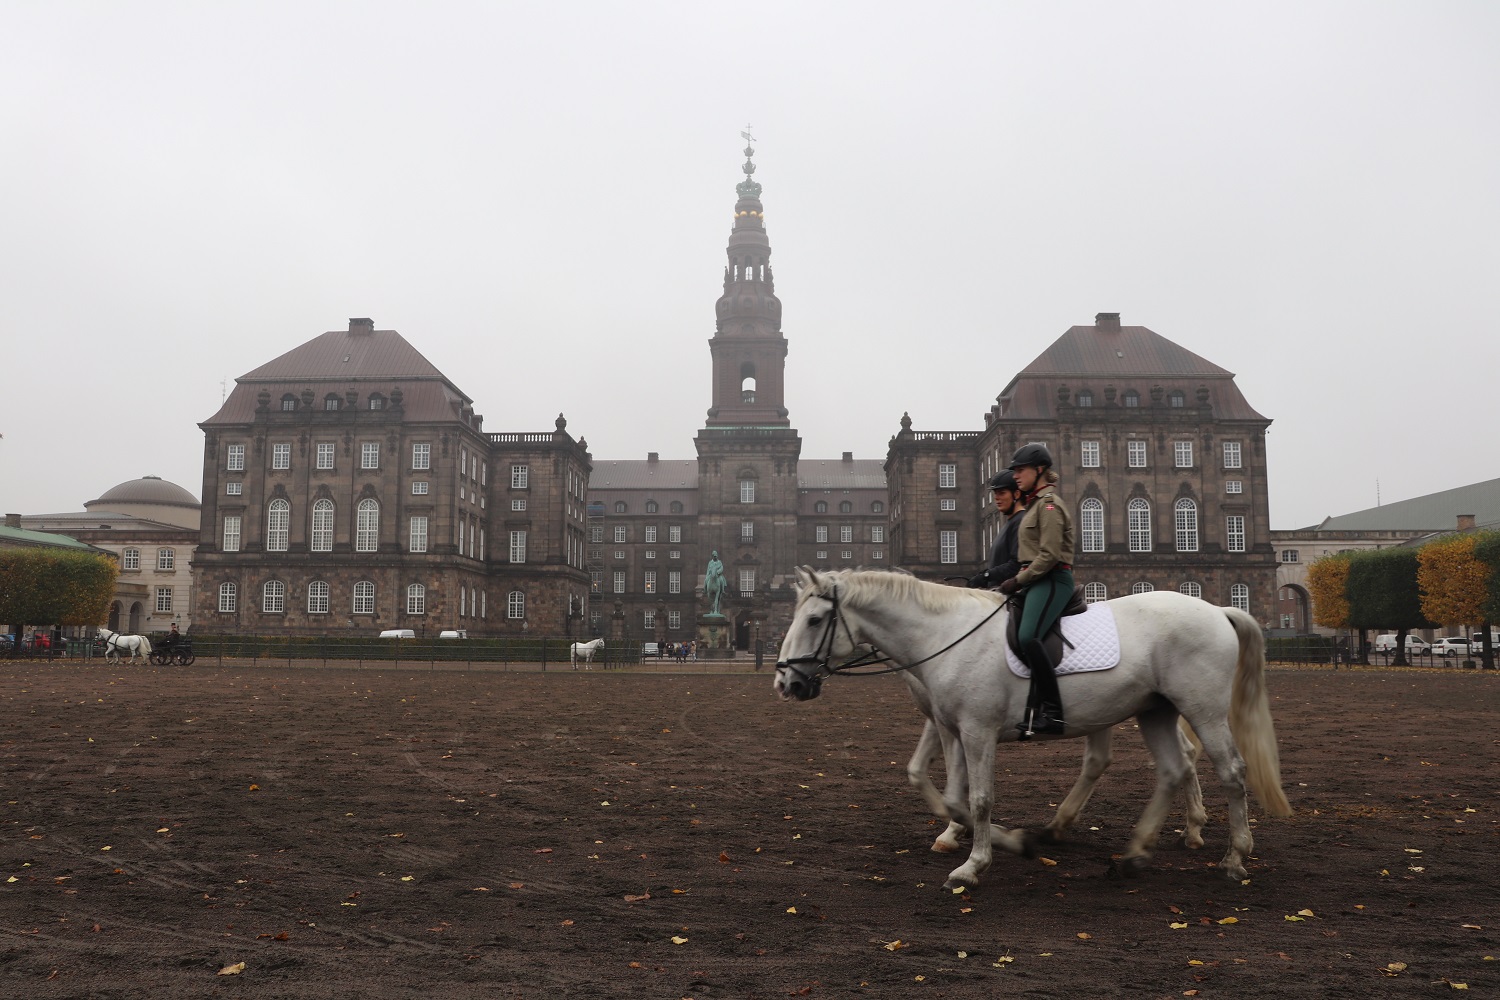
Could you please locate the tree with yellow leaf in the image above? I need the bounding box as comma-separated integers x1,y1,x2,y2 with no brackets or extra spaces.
1307,554,1351,630
1417,534,1488,630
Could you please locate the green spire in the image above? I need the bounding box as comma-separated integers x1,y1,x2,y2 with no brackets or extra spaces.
736,129,762,199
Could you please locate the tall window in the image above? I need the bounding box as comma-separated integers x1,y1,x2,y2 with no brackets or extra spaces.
157,548,175,571
1174,441,1193,468
406,584,426,615
1174,498,1199,552
645,500,658,513
1132,582,1155,595
353,581,374,614
814,501,828,513
1127,498,1151,552
308,581,329,614
510,530,527,563
643,609,655,629
356,499,379,552
840,525,853,543
939,530,958,564
227,444,245,471
1127,440,1147,468
1080,498,1105,553
613,570,625,594
1180,582,1202,599
1226,515,1246,553
1223,441,1242,469
740,479,755,503
614,525,626,543
645,526,657,543
309,499,334,552
222,516,241,552
412,443,431,470
122,548,140,570
511,465,529,489
409,516,428,552
218,582,236,613
668,611,681,630
669,525,682,543
361,443,380,470
740,521,754,541
267,499,290,552
509,591,525,619
325,395,341,410
316,442,335,470
871,525,885,543
156,587,173,613
263,580,285,613
938,464,956,489
872,501,884,513
644,570,657,594
1081,441,1100,468
272,443,290,470
816,525,828,543
739,568,756,596
668,570,681,594
1084,582,1107,604
1230,583,1250,613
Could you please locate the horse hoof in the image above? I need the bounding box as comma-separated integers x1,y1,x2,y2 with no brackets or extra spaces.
1221,865,1248,882
942,877,976,893
1117,855,1150,878
1183,833,1205,850
1037,827,1066,845
931,838,961,854
1019,831,1042,859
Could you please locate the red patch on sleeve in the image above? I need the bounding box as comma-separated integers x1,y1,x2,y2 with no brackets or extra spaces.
1045,504,1055,510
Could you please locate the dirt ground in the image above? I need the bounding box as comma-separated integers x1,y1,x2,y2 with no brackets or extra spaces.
0,660,1495,999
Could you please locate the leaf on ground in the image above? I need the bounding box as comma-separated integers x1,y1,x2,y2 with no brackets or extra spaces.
1076,932,1092,940
670,935,688,945
1039,857,1058,866
993,955,1014,965
1298,908,1315,917
561,920,574,927
1284,915,1305,922
1169,922,1189,929
719,852,730,863
623,893,650,902
508,882,524,889
786,907,797,914
1218,917,1239,925
1187,959,1205,967
956,950,968,959
533,848,552,854
217,962,247,976
1168,905,1183,914
884,939,905,951
1462,924,1482,930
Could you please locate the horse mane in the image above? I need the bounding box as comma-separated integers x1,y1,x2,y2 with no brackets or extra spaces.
801,568,1002,614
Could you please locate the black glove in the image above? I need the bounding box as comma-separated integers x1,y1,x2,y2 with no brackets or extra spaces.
999,577,1020,595
967,569,995,589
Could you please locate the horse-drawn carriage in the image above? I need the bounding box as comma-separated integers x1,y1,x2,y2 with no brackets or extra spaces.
149,632,196,666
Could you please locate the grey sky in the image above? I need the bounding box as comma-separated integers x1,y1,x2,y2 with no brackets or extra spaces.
3,1,1496,530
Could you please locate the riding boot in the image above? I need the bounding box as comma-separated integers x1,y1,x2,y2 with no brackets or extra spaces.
1016,639,1066,739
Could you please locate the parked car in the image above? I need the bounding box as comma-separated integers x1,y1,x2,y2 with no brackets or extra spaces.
438,630,468,639
640,642,660,658
1431,637,1471,657
1374,634,1430,655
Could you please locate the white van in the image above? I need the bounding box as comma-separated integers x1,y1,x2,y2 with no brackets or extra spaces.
379,629,416,640
438,630,468,640
1469,630,1500,648
1373,634,1429,655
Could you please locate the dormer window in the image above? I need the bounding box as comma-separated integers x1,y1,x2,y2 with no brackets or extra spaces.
280,394,298,411
1076,390,1093,407
1123,390,1140,408
1169,390,1186,408
368,394,384,410
324,395,341,411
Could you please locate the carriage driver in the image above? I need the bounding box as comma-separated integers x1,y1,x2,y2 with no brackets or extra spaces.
997,443,1076,739
968,469,1027,590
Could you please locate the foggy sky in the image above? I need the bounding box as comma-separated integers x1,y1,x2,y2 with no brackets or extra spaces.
2,1,1496,530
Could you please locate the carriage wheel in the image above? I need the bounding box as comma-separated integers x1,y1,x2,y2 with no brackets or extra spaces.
150,651,169,666
176,651,196,666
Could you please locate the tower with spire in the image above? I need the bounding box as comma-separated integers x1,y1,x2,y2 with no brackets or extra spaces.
694,138,803,610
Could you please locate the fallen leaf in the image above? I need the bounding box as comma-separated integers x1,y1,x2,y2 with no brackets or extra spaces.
786,907,797,914
884,940,905,951
156,827,169,834
1077,932,1092,940
561,919,574,927
623,893,650,902
993,955,1014,966
533,848,552,855
628,961,642,968
719,852,730,864
217,962,247,976
508,882,524,889
914,975,926,982
1039,857,1058,866
1170,922,1189,929
100,846,111,852
248,784,259,791
1187,959,1205,967
1449,983,1468,990
956,950,968,958
1298,908,1315,917
670,935,688,945
400,876,414,882
1169,905,1183,914
1387,962,1408,972
1218,917,1239,925
1284,915,1305,922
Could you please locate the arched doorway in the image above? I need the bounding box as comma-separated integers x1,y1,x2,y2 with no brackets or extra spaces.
735,611,752,651
1277,584,1312,633
129,602,144,633
108,602,122,632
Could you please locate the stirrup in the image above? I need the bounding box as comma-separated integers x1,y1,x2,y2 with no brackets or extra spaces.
1016,705,1066,740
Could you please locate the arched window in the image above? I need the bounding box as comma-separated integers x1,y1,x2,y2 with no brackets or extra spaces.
280,394,298,411
262,580,286,612
814,501,828,513
218,581,237,613
406,583,426,615
871,501,884,513
308,580,330,614
741,376,756,403
1230,583,1250,613
1123,389,1140,408
508,590,525,619
669,501,683,514
356,499,379,552
1127,498,1151,552
1174,498,1199,552
267,499,290,551
1131,582,1154,595
353,581,375,614
368,393,384,410
1169,390,1186,408
1179,582,1202,599
311,499,334,552
1080,498,1105,553
1084,582,1107,604
839,501,853,513
645,500,658,514
614,501,627,514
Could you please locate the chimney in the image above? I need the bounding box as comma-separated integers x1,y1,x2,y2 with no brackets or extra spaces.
842,451,853,464
1457,514,1476,531
349,317,374,334
4,513,20,529
647,452,659,463
1096,312,1121,333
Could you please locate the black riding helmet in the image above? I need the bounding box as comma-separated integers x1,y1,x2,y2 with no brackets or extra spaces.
988,469,1019,492
1009,443,1053,470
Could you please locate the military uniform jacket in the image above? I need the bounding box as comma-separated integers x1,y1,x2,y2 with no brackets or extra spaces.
986,508,1027,582
1015,486,1076,587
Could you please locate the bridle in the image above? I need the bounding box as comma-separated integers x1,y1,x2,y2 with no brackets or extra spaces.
776,582,1007,694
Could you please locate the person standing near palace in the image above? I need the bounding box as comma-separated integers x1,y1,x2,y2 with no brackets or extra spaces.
998,444,1075,739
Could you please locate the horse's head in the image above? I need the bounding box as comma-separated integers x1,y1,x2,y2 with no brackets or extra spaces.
774,567,859,701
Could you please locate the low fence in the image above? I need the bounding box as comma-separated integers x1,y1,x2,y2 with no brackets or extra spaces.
1266,635,1495,669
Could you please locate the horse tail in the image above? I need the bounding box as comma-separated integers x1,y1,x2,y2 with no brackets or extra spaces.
141,636,153,656
1224,608,1292,818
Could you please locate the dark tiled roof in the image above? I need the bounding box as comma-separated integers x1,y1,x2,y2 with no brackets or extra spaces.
796,459,887,490
1310,478,1500,532
22,511,189,532
241,328,450,384
202,380,473,426
590,460,700,490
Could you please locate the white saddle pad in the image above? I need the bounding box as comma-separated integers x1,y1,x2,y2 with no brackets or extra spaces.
1005,601,1121,678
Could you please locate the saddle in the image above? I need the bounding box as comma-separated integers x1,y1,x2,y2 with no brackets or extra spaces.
1005,584,1089,666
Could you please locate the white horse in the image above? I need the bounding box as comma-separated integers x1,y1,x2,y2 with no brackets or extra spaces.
775,568,1290,891
98,627,153,664
570,638,605,670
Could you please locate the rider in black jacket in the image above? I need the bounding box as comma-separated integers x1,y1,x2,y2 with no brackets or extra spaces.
968,470,1027,590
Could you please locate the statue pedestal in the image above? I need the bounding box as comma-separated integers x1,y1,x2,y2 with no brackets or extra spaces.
696,614,734,659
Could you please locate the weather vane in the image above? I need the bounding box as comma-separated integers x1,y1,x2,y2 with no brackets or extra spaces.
740,124,755,143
